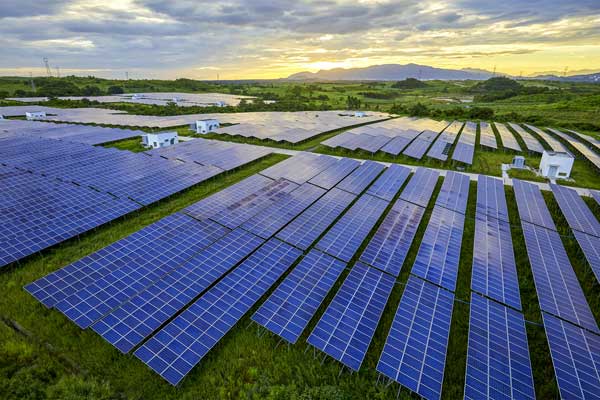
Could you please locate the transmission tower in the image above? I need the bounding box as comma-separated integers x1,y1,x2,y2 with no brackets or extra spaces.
563,66,569,77
125,71,129,80
29,72,36,92
43,57,52,77
55,67,60,78
492,65,497,76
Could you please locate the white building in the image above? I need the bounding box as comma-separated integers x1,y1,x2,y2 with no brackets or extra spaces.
214,101,228,107
141,131,178,149
539,150,574,179
354,111,366,117
195,119,220,134
25,111,46,120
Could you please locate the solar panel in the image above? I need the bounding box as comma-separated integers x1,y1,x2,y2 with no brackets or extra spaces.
134,238,302,385
542,312,600,400
260,152,337,184
522,221,599,333
307,262,395,371
276,187,355,250
548,128,600,170
210,178,299,229
524,124,567,152
427,121,463,161
471,211,521,310
494,123,522,152
377,276,454,400
24,213,219,308
308,158,361,189
400,168,440,208
593,190,600,207
403,138,432,159
479,122,498,149
359,199,425,277
476,175,509,222
464,294,535,400
241,183,325,239
55,227,262,329
380,136,412,155
355,134,392,153
452,142,475,165
316,194,389,262
366,164,411,202
551,184,600,237
572,231,600,285
513,179,556,230
335,160,385,195
508,123,544,154
435,171,470,214
411,206,465,291
252,249,346,344
91,228,264,352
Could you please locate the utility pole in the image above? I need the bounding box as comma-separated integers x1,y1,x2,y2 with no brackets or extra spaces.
493,65,497,76
125,71,129,80
30,72,36,92
563,66,568,77
43,57,52,77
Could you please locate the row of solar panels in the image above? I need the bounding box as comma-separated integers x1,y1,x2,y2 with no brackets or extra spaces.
24,153,600,398
0,135,272,268
0,119,144,145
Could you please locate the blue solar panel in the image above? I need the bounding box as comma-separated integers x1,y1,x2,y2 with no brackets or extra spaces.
355,134,392,153
183,174,273,220
335,160,385,195
307,262,395,371
308,158,361,189
411,206,465,291
252,249,346,344
452,142,475,165
91,229,264,352
359,199,425,277
134,238,302,385
522,221,599,333
471,211,521,310
210,178,299,229
316,194,389,262
551,184,600,237
403,139,432,159
260,153,337,184
241,183,325,239
592,190,600,207
435,171,470,214
276,188,356,250
513,179,556,230
400,168,440,208
377,276,454,400
24,213,215,307
543,312,600,400
380,136,412,156
366,164,411,202
476,175,509,222
465,294,535,400
572,230,600,284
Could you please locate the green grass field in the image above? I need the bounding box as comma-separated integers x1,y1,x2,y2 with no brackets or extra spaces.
2,150,599,399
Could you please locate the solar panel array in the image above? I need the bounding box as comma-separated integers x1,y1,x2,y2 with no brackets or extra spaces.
523,124,567,152
435,171,470,214
476,175,509,222
548,128,600,170
427,121,464,161
308,157,361,189
400,167,440,207
572,230,600,285
335,160,385,195
260,152,337,184
568,129,600,152
403,130,440,159
551,184,600,237
464,294,535,400
452,121,476,164
377,276,454,400
252,249,346,344
380,135,415,156
513,179,556,230
134,238,302,385
508,123,544,153
316,194,389,262
593,190,600,207
478,122,498,149
307,262,395,371
494,122,522,152
366,164,411,201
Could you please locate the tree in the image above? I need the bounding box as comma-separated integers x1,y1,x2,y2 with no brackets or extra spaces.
107,86,124,95
391,78,427,89
346,96,361,109
81,85,103,96
408,102,429,116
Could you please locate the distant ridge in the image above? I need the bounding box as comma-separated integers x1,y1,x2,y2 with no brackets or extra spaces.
286,63,497,81
528,72,600,83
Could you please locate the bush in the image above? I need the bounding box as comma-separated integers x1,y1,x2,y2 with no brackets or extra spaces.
106,86,124,95
391,78,427,89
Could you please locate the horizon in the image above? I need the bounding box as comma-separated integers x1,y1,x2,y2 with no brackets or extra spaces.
1,1,599,79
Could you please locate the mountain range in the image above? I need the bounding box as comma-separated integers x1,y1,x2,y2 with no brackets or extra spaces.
286,63,600,82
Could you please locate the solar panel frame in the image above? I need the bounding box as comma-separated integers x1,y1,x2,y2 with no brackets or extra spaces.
308,158,361,190
366,164,411,202
513,179,556,231
551,184,600,237
572,231,600,285
476,175,510,222
435,171,470,214
399,168,440,208
335,160,385,195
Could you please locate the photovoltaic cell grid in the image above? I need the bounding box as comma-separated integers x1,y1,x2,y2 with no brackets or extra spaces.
572,230,600,284
260,152,337,184
92,228,265,353
479,122,498,149
134,238,302,385
400,167,440,208
252,249,346,344
494,122,522,152
411,206,465,292
316,194,389,262
551,184,600,237
360,199,425,277
522,221,599,333
452,121,476,165
366,164,411,202
435,171,470,214
307,262,395,371
568,129,600,152
464,294,535,400
548,128,600,170
276,187,356,250
54,219,230,329
380,136,413,156
543,312,600,400
241,183,325,239
427,121,463,161
524,124,567,152
335,160,385,195
513,179,556,230
210,178,299,229
476,175,509,222
592,190,600,207
23,213,203,307
471,211,521,310
377,276,454,400
403,133,437,159
308,158,360,189
508,123,544,154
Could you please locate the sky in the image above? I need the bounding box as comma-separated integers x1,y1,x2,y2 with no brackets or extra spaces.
1,0,599,79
